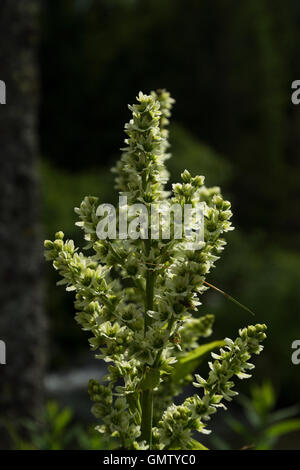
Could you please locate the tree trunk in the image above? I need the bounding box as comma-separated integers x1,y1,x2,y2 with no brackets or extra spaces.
0,0,46,436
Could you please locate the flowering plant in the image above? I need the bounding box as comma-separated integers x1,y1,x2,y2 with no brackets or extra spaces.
44,90,266,450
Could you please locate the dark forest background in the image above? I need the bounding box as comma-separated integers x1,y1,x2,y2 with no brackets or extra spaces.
1,0,300,449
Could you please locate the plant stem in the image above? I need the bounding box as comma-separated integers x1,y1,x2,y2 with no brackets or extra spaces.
141,238,155,448
141,388,153,447
144,268,155,331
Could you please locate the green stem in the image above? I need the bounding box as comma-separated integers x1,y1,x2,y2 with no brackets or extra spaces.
141,239,155,448
144,268,155,332
140,388,153,447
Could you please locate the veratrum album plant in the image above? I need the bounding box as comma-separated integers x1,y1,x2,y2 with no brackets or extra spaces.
44,90,267,450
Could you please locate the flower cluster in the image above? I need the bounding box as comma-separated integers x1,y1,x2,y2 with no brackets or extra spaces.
44,90,266,450
113,90,174,204
153,324,267,449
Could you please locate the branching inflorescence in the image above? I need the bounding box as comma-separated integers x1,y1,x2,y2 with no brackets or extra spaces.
44,90,266,450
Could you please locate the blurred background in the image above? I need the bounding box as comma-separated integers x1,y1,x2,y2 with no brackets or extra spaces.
1,0,300,450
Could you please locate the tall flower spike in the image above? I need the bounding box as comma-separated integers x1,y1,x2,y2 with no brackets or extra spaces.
45,90,266,450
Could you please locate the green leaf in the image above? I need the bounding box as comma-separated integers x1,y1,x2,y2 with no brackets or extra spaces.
189,439,209,450
173,340,225,383
53,407,73,434
251,380,276,416
265,419,300,438
171,439,209,450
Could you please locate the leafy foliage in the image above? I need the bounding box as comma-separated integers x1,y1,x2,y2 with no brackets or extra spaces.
212,381,300,450
4,401,113,450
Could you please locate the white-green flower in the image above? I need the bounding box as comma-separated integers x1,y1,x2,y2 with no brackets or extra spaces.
44,90,266,450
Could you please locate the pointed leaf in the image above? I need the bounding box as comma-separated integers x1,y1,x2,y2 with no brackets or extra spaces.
189,439,209,450
173,340,225,383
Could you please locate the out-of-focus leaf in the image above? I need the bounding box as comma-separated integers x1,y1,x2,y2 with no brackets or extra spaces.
265,419,300,438
53,407,73,434
253,436,276,451
173,340,225,383
226,417,248,437
46,400,59,420
210,435,231,450
237,395,262,428
269,405,300,424
251,380,275,417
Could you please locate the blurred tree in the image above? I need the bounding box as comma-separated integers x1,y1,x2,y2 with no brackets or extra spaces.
0,0,46,436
